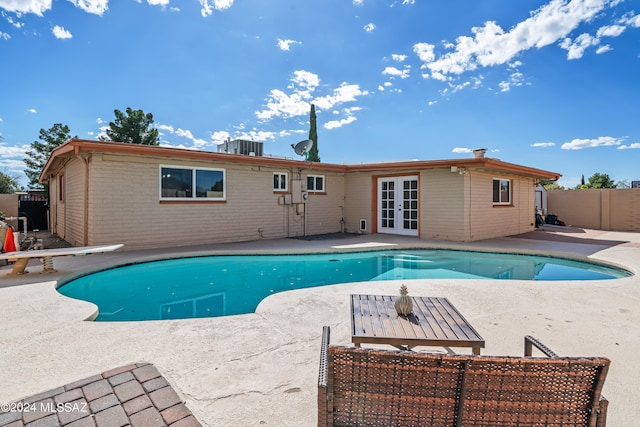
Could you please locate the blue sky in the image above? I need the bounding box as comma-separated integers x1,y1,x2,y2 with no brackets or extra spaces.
1,0,639,189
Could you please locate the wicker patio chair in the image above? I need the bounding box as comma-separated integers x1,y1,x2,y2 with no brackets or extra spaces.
318,326,609,427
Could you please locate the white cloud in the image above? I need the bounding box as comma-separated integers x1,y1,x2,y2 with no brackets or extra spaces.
324,116,357,130
0,31,9,40
413,42,435,63
531,142,556,147
561,136,623,150
175,128,208,147
416,0,620,79
67,0,109,15
622,12,640,27
0,0,52,16
156,124,174,133
211,131,230,145
256,89,310,121
313,83,369,110
560,33,598,59
427,100,437,106
28,108,37,113
277,38,301,51
596,44,612,54
52,25,72,39
155,123,210,147
5,15,24,28
597,24,625,37
391,54,407,62
382,66,410,79
0,142,30,158
363,23,375,33
498,71,524,92
402,0,415,4
618,143,640,149
256,71,368,122
147,0,170,6
452,147,472,153
353,0,363,5
292,70,320,92
200,0,233,17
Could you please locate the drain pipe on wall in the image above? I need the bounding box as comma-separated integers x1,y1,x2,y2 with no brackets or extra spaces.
80,153,92,246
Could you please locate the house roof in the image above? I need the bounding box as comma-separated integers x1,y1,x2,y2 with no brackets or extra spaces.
40,139,561,182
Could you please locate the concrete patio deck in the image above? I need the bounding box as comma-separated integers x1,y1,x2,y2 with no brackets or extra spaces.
1,227,639,426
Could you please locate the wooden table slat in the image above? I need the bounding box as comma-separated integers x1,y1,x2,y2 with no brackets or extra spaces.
350,294,485,353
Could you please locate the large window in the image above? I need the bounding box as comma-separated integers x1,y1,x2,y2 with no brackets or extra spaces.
273,172,288,191
493,178,511,205
307,175,325,193
160,166,225,200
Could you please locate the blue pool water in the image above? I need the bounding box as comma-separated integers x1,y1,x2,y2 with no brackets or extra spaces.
57,249,631,321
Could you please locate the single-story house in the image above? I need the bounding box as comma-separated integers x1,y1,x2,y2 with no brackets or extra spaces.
40,139,560,249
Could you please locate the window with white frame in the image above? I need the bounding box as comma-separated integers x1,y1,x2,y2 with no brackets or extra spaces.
492,178,511,205
273,172,288,191
307,175,325,193
160,166,225,200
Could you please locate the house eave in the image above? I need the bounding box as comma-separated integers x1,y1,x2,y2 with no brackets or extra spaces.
39,139,561,182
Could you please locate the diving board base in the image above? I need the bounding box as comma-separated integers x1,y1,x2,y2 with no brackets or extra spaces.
1,244,124,276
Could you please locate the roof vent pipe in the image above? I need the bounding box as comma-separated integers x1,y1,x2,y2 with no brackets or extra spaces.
473,148,487,158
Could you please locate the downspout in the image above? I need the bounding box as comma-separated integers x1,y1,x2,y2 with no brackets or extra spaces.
80,153,92,246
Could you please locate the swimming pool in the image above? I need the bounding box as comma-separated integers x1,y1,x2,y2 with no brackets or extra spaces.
57,249,631,321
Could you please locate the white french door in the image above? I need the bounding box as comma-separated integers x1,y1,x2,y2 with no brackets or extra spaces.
378,176,419,236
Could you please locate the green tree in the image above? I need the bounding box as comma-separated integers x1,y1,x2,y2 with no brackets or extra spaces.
307,104,320,162
542,182,564,191
0,171,22,194
585,172,616,189
99,107,159,145
23,123,75,188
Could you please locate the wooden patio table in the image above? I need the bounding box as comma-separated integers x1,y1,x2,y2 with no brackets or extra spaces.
350,294,485,354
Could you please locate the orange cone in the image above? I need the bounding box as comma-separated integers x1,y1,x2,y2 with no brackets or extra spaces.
3,227,16,253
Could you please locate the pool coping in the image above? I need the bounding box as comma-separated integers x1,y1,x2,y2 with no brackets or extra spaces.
2,227,640,426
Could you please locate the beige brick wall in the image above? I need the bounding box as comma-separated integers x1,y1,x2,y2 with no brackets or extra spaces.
62,159,87,246
343,173,373,234
304,173,346,236
48,151,544,248
548,188,640,231
0,194,18,218
422,169,466,241
75,154,347,248
467,171,536,241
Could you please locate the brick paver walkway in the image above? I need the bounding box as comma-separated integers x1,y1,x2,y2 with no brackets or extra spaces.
0,363,202,427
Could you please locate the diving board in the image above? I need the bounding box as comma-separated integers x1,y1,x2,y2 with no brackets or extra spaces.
0,244,124,276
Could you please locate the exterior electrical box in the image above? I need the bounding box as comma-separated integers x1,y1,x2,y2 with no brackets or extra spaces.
291,180,307,203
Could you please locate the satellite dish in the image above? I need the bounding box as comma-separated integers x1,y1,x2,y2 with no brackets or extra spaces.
291,139,314,158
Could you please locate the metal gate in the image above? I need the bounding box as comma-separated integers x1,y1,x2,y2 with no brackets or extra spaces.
19,193,48,230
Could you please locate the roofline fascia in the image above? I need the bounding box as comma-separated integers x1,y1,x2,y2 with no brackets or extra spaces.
39,139,561,183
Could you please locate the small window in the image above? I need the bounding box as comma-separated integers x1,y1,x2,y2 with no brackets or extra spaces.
493,178,511,205
160,166,225,200
307,175,325,193
59,174,64,202
273,172,288,191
